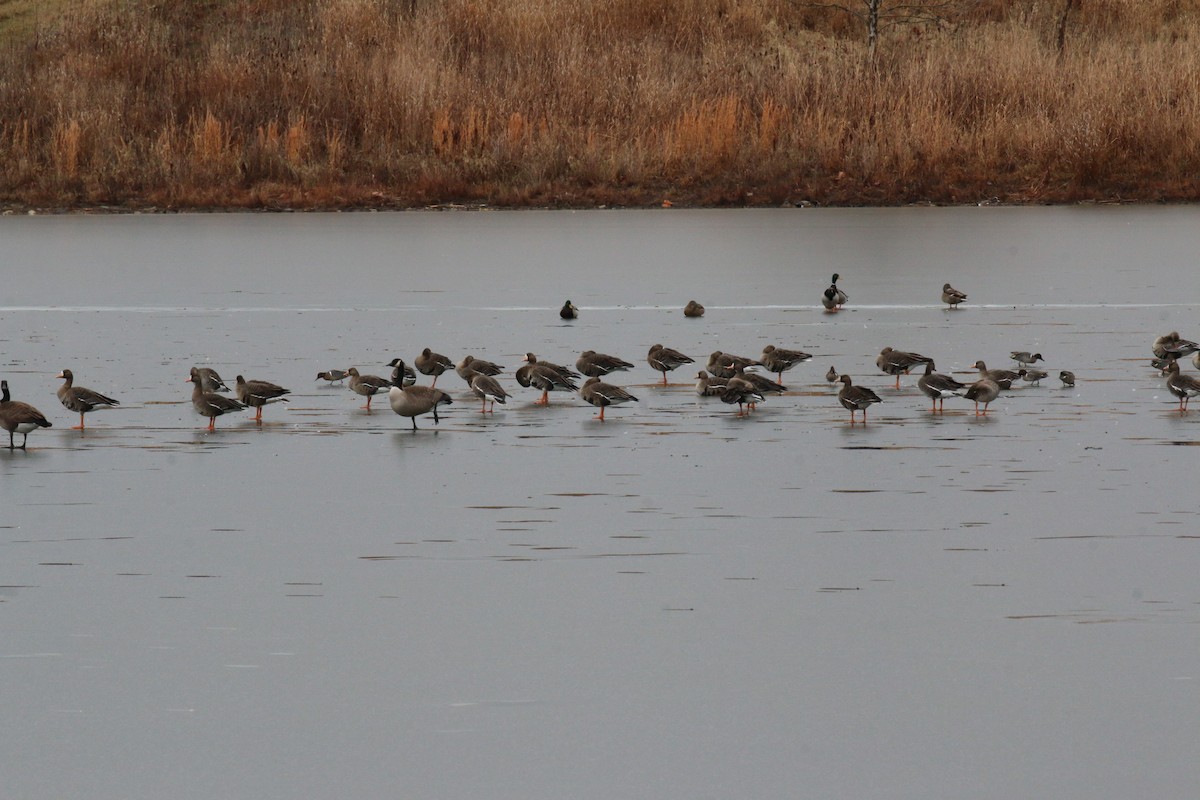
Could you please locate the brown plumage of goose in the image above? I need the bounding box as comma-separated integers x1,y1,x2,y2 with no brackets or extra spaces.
456,355,504,385
188,367,247,430
193,366,229,393
916,362,966,413
695,371,727,397
760,345,811,384
576,350,634,378
706,351,762,380
56,369,119,429
387,362,453,430
1152,332,1199,360
235,375,291,423
683,300,705,317
579,376,638,421
941,283,967,309
521,363,579,405
877,347,934,389
469,372,509,414
1164,359,1200,413
414,348,455,387
647,344,695,385
963,376,1000,416
347,367,392,411
971,360,1019,391
720,374,765,416
838,374,882,424
0,380,52,449
516,353,578,389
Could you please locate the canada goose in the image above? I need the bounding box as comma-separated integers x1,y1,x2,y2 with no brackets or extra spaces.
838,374,881,424
560,300,578,320
0,380,52,448
347,367,391,411
235,375,291,423
382,359,417,386
55,369,119,429
646,344,695,385
760,345,811,384
942,283,967,309
187,367,246,430
917,362,966,413
683,300,705,317
414,348,454,387
315,370,348,385
576,350,634,378
963,377,1001,416
469,372,509,414
877,347,934,389
579,376,638,421
822,273,847,311
388,362,453,430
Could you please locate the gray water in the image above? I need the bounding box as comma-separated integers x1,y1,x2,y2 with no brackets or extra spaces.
2,208,1198,799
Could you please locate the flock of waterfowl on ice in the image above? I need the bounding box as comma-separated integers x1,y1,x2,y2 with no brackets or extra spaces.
5,272,1199,449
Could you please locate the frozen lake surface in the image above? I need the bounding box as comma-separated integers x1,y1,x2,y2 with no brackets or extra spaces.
2,208,1198,799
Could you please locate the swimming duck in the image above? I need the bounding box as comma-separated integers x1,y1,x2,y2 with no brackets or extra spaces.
387,362,453,430
822,273,847,311
647,344,695,385
1009,352,1044,367
683,300,705,318
55,369,119,429
838,375,882,424
877,347,934,389
315,370,348,385
188,367,247,430
576,350,634,378
760,345,811,384
916,362,966,413
560,300,578,320
579,376,638,421
963,377,1001,416
0,380,52,449
972,360,1019,390
235,375,291,423
942,283,967,309
414,348,454,387
347,367,392,411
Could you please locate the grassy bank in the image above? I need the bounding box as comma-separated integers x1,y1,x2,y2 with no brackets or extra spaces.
1,0,1198,210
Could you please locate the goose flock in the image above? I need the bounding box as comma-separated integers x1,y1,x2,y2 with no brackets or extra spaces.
8,277,1193,450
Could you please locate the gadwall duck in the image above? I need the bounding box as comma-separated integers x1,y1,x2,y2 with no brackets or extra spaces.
560,300,578,320
188,367,246,430
963,377,1001,416
414,348,454,387
1059,370,1075,388
0,380,52,449
822,273,847,311
647,344,695,385
1019,368,1049,386
1164,359,1200,413
456,355,504,385
877,347,934,389
469,372,509,414
916,362,966,413
1153,332,1200,359
942,283,967,309
695,371,727,397
972,360,1019,390
383,358,417,386
576,350,634,378
315,370,348,385
347,367,391,411
55,369,119,429
720,375,764,416
838,375,881,424
579,376,638,421
387,362,453,430
706,351,762,380
683,300,705,318
235,375,291,423
1009,352,1044,367
760,345,811,384
194,367,229,393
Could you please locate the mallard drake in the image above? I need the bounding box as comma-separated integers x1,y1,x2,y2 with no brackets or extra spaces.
387,362,453,430
576,350,634,378
560,300,579,320
963,377,1001,416
916,362,966,413
0,380,52,449
579,376,638,421
942,283,967,309
1059,370,1075,388
414,348,454,387
347,367,392,411
315,370,348,385
1009,351,1044,367
1153,332,1200,359
193,367,229,393
1019,368,1049,386
760,345,811,384
469,372,509,414
822,273,848,311
683,300,705,318
55,369,119,429
972,360,1019,390
720,375,764,416
188,367,246,430
838,375,882,424
1164,359,1200,413
647,344,695,385
825,365,839,385
456,355,504,385
235,375,291,422
706,351,762,380
877,347,934,389
695,371,727,397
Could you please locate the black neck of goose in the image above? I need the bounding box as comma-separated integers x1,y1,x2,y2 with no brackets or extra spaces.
1,381,8,402
391,365,407,388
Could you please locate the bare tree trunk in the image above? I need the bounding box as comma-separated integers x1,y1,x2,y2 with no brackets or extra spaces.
1055,0,1080,61
866,0,880,60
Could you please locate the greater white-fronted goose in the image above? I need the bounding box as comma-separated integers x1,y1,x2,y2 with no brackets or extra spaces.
522,363,578,405
1019,368,1048,386
0,380,52,449
576,350,634,378
877,347,934,389
315,370,348,385
916,362,966,413
695,371,727,397
347,367,391,411
720,375,764,416
188,367,246,430
683,300,705,317
825,365,839,385
760,345,811,384
235,375,291,422
972,360,1019,390
456,355,504,385
706,351,762,380
469,372,509,414
730,366,785,410
1153,332,1200,359
55,369,118,429
194,367,229,393
1164,359,1200,413
560,300,578,320
1059,370,1075,388
838,375,882,424
647,344,695,385
822,273,847,311
1009,351,1044,367
941,283,967,309
963,377,1000,416
414,348,454,387
383,358,417,386
387,362,453,430
579,376,638,421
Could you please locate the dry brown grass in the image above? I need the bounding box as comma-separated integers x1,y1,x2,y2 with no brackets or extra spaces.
1,0,1198,209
